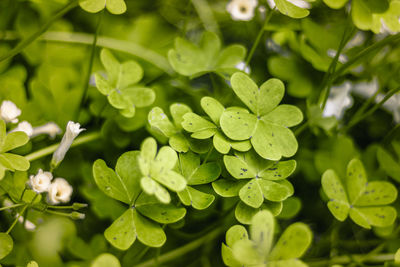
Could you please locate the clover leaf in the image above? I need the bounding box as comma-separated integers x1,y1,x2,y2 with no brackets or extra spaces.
93,150,184,249
222,210,312,267
321,158,398,229
0,233,13,260
148,104,211,153
220,72,303,161
79,0,127,15
223,150,296,208
235,200,283,225
168,32,246,78
177,151,220,210
95,49,155,118
182,97,251,154
274,0,310,19
138,138,187,204
0,119,30,180
377,142,400,183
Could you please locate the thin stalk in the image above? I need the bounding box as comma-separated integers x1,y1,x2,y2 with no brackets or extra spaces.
352,86,382,122
294,121,309,137
5,204,28,234
0,0,78,62
307,253,395,267
75,10,103,120
342,86,400,132
135,226,224,267
0,203,24,211
202,147,213,165
25,131,100,162
245,7,275,68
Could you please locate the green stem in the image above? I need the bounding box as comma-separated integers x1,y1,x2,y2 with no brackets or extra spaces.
351,85,382,122
44,209,71,217
0,203,24,211
342,86,400,132
307,253,395,267
25,131,101,162
245,7,275,68
0,0,78,62
135,227,224,267
5,204,28,234
294,121,309,137
202,146,213,165
75,10,103,120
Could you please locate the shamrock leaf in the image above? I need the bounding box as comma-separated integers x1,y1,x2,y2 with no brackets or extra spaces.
95,49,155,118
220,72,303,161
235,200,283,225
138,138,187,204
224,150,295,208
93,150,171,249
91,253,121,267
321,158,398,229
0,233,13,260
377,142,400,183
274,0,310,19
148,104,211,153
79,0,127,15
168,32,246,78
0,120,30,180
223,210,312,266
182,97,251,154
177,151,220,209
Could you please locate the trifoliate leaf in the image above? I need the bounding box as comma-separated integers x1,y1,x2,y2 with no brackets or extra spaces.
95,49,154,118
168,32,246,78
221,73,302,160
212,178,248,197
104,209,136,250
91,253,121,267
321,158,398,229
79,0,127,15
224,150,296,208
178,186,215,210
133,208,166,247
274,0,310,19
201,96,225,125
222,225,249,267
0,233,13,260
179,151,221,185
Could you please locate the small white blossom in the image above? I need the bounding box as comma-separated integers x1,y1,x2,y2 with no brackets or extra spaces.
31,122,62,139
47,178,73,205
3,199,36,231
28,169,53,193
227,0,258,21
9,121,34,137
327,49,348,64
323,82,353,119
235,61,251,74
0,100,21,124
51,121,85,169
267,0,310,9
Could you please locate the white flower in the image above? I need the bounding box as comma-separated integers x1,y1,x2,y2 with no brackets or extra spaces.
235,61,251,74
267,0,310,9
327,49,348,64
9,121,34,137
227,0,258,21
47,178,73,204
28,169,53,193
323,82,353,119
0,100,21,124
51,121,85,169
31,122,62,139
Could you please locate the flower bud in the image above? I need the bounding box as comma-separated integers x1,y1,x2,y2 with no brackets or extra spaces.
47,178,73,205
9,121,34,137
51,121,85,169
72,202,88,210
227,0,258,21
31,122,62,139
70,211,85,220
0,100,21,123
28,169,53,193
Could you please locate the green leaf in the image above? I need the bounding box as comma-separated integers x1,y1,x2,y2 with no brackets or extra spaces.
93,159,132,204
1,131,29,153
170,103,192,130
212,178,248,197
140,176,171,204
148,107,177,138
0,153,30,171
232,239,265,265
79,0,127,14
104,209,136,250
323,0,348,9
179,152,221,185
377,146,400,182
251,210,275,255
274,0,310,18
239,178,264,208
0,233,13,260
349,206,397,229
346,158,367,203
235,201,283,224
139,137,157,176
182,113,217,133
201,97,225,125
178,186,215,210
135,194,186,223
269,222,313,261
91,253,121,267
133,208,166,247
277,197,302,219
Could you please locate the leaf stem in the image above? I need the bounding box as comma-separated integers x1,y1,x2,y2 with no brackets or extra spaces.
307,253,396,266
244,7,275,68
0,0,78,62
25,131,101,162
75,10,103,120
202,146,213,165
135,226,224,267
342,86,400,132
0,203,24,212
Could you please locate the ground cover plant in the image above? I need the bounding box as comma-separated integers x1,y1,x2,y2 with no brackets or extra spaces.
1,0,400,266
